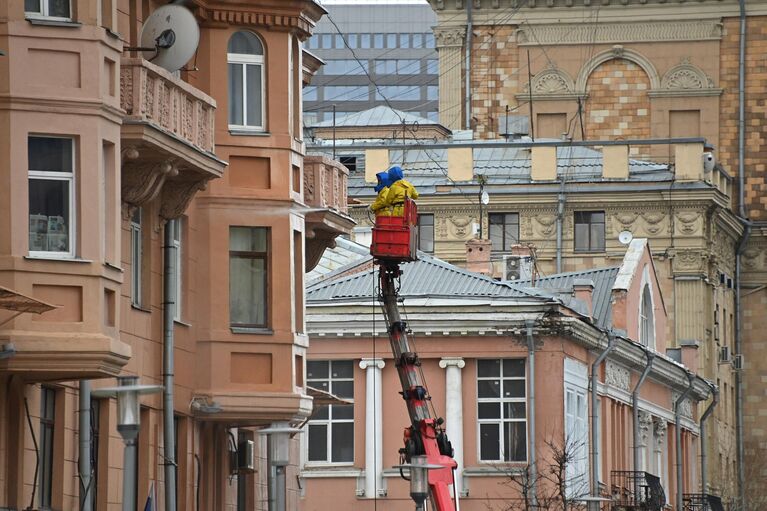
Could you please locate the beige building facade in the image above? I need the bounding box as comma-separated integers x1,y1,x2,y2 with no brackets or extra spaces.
0,0,349,509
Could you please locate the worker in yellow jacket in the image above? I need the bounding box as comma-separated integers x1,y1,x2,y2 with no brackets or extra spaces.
384,166,419,217
369,171,393,217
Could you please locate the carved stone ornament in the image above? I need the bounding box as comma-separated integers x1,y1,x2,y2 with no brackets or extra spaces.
436,216,448,239
122,158,179,206
640,212,666,236
434,27,466,48
638,410,653,446
672,391,693,419
448,216,474,239
653,417,667,447
525,68,575,96
676,211,702,236
522,216,533,237
661,60,716,90
534,215,557,237
741,247,763,271
605,360,631,391
159,175,210,220
672,250,707,273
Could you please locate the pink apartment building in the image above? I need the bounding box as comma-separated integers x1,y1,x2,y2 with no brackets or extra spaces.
304,239,712,511
0,0,348,509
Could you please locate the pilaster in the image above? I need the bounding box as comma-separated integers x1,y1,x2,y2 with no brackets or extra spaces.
434,27,465,131
359,358,385,498
439,357,466,496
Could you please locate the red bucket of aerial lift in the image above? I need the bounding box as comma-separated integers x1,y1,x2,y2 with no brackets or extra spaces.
371,198,418,262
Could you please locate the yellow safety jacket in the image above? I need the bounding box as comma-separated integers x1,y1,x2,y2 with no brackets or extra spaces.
370,186,391,216
384,179,419,217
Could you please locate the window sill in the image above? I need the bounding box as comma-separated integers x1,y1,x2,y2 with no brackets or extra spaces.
573,250,606,254
26,17,80,27
300,467,360,478
174,318,191,328
228,129,270,137
231,326,273,335
25,255,91,263
105,28,122,39
464,465,528,477
131,303,151,314
104,262,123,272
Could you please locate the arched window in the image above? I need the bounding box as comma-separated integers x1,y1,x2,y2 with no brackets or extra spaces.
228,31,265,130
639,284,655,349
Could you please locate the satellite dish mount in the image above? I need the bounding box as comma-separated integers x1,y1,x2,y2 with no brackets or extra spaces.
124,4,200,73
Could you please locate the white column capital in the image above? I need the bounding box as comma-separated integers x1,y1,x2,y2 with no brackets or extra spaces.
359,358,385,370
439,357,466,369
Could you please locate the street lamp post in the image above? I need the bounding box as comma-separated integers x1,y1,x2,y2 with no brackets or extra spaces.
259,423,302,511
93,376,162,511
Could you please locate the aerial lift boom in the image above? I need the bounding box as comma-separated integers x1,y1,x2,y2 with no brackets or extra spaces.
371,198,458,511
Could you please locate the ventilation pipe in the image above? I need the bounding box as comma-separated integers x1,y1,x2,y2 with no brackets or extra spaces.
163,222,177,511
525,320,538,507
700,383,719,496
674,372,695,511
590,332,616,509
79,380,92,511
632,350,654,478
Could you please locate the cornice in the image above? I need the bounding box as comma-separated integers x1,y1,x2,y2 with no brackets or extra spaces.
195,0,326,37
515,20,723,46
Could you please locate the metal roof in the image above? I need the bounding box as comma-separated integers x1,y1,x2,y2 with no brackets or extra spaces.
514,267,620,329
312,105,442,129
307,237,370,285
306,253,548,303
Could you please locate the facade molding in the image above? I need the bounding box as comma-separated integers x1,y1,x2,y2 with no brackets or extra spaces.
575,45,661,92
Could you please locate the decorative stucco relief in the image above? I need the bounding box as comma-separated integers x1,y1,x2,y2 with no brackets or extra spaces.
673,250,708,274
534,215,557,237
605,360,631,391
676,211,703,236
653,417,667,447
638,411,653,446
434,26,466,48
515,20,722,46
672,392,693,419
448,216,475,239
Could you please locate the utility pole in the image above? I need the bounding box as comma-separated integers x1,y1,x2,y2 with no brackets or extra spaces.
477,174,487,239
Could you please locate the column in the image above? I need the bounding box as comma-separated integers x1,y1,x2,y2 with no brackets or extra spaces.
434,27,466,131
359,358,385,498
439,357,466,496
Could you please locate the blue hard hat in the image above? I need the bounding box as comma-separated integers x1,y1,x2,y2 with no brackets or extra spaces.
387,166,404,182
374,171,391,192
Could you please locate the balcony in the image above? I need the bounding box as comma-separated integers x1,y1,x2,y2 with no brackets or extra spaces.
610,470,666,511
303,155,355,271
120,57,226,219
683,493,725,511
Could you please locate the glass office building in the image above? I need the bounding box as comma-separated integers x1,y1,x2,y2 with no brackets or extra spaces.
304,3,438,126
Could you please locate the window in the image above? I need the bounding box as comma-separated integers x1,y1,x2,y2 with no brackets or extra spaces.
639,284,655,349
339,156,357,172
347,34,358,48
397,60,420,75
130,208,142,307
399,34,410,48
412,33,423,48
25,0,70,19
564,358,589,498
28,136,75,258
169,218,182,321
229,227,268,328
334,34,344,49
426,86,439,100
228,31,265,131
426,111,440,122
374,33,384,48
489,213,519,252
426,59,439,74
321,34,332,49
376,86,419,101
425,33,435,48
477,359,527,462
387,34,397,48
323,60,367,75
306,360,354,463
418,214,434,253
360,34,371,49
303,86,317,101
574,211,605,252
307,35,319,50
39,386,56,509
324,86,368,102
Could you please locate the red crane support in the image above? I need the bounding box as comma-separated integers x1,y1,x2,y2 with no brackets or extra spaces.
371,198,458,511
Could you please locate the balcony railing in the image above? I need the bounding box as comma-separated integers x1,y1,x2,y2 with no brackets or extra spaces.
120,57,216,154
304,155,349,214
683,493,725,511
610,471,666,511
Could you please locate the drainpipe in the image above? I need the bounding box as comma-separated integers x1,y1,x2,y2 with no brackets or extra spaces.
163,222,177,511
674,372,695,511
735,5,748,509
632,350,654,479
464,0,472,130
590,332,616,510
525,320,538,507
556,190,564,274
700,384,719,498
79,380,92,511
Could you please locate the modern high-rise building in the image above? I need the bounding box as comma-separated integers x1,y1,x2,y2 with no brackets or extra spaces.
303,2,439,126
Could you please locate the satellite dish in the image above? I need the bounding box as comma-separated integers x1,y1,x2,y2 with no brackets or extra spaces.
618,230,633,245
481,191,490,205
140,4,199,73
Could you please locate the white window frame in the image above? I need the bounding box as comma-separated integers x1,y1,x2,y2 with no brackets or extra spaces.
130,208,142,307
563,358,590,499
25,0,72,21
170,218,182,321
28,136,76,259
227,34,265,132
305,360,355,466
638,267,656,350
476,358,528,464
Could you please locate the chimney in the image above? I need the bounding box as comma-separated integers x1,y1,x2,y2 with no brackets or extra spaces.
465,238,492,275
573,278,595,319
679,340,700,372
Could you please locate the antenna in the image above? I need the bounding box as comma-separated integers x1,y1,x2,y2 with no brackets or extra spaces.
618,230,633,245
139,4,199,73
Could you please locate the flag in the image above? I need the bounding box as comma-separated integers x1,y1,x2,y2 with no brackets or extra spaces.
143,481,155,511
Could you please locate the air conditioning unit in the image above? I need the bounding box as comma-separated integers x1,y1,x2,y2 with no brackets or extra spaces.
502,255,532,281
230,439,256,474
732,354,744,371
718,346,731,364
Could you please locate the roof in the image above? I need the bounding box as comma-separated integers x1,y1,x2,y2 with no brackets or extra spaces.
312,105,444,129
515,267,620,329
306,253,547,303
307,237,370,284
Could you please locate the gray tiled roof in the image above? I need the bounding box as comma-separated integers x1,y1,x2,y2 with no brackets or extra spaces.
306,253,546,303
311,105,442,129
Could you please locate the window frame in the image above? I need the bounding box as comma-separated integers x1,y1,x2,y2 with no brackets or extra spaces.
573,211,605,253
305,360,355,466
170,218,183,322
25,0,72,21
28,135,76,259
227,32,266,132
639,281,655,349
488,212,520,253
229,226,269,329
39,386,56,509
130,208,142,307
418,213,434,254
476,358,528,464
